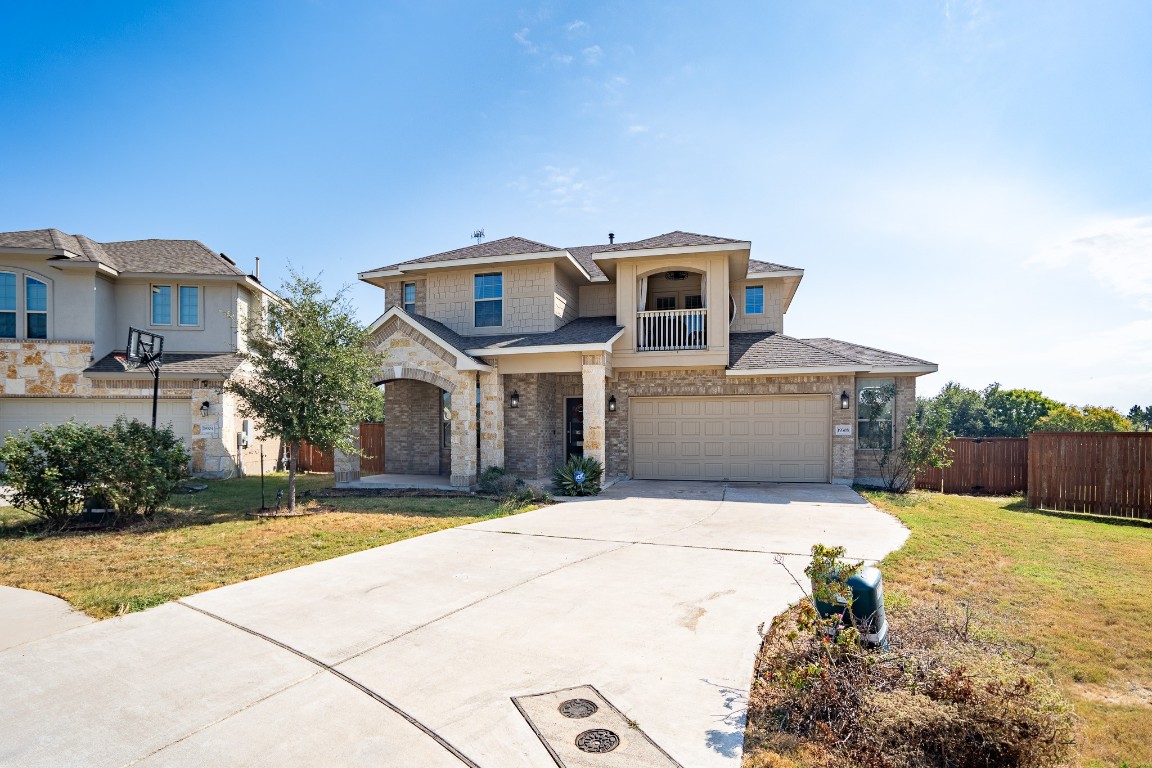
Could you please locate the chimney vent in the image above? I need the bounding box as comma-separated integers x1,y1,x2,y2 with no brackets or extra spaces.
254,255,261,280
608,232,615,244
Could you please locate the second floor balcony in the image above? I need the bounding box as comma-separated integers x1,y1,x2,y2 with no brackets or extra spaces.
636,308,707,352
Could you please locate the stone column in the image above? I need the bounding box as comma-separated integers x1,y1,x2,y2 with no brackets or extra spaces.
478,359,504,472
581,352,608,474
449,372,478,487
334,426,362,484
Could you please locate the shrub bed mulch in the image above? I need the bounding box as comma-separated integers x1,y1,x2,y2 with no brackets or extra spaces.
742,600,1078,768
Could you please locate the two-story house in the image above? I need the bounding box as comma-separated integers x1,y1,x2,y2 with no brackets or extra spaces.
0,229,279,477
352,231,937,488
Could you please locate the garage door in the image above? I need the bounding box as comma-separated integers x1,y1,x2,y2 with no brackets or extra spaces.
631,396,830,482
0,399,194,446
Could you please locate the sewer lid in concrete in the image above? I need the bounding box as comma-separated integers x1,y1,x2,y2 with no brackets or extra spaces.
559,698,598,718
512,685,682,768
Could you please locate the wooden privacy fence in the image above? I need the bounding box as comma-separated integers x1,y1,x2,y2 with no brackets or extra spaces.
1027,432,1152,520
916,438,1028,495
297,422,386,474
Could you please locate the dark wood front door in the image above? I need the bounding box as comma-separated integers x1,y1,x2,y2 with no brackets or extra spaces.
565,398,584,459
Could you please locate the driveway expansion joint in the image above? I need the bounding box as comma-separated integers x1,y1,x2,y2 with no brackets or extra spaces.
177,601,481,767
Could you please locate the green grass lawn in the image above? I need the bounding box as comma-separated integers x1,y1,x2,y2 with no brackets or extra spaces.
863,491,1152,768
0,473,522,619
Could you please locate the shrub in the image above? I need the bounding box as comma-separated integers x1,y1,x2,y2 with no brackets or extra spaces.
477,465,523,495
552,454,603,496
0,421,105,526
0,418,190,529
746,599,1076,768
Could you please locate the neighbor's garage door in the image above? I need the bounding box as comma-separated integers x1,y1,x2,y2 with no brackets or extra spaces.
0,399,194,446
631,396,830,482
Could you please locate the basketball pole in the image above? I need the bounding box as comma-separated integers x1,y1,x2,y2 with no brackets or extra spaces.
151,366,160,431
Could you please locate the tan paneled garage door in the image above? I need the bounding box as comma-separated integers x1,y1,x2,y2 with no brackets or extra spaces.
631,396,830,482
0,399,193,445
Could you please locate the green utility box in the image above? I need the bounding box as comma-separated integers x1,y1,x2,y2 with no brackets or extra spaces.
811,565,889,649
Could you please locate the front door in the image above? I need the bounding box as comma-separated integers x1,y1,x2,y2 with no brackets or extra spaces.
565,398,584,459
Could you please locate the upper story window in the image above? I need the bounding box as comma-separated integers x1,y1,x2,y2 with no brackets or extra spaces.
151,284,201,327
655,296,677,310
744,285,764,315
0,271,51,340
684,295,703,310
474,272,503,328
403,282,416,314
857,378,895,450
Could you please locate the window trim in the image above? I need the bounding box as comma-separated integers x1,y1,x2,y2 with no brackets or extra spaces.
0,270,53,341
402,282,417,314
149,283,204,329
744,284,765,315
856,378,896,451
473,271,503,329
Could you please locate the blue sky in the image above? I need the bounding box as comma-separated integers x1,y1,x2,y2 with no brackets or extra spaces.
3,1,1150,408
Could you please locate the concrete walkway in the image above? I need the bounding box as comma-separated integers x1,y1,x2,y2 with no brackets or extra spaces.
0,481,908,767
0,585,93,652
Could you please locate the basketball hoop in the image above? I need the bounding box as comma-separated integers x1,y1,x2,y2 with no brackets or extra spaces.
113,353,141,372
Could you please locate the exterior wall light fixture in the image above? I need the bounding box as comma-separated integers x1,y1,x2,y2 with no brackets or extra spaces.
510,390,520,408
608,395,617,412
200,400,211,417
840,391,851,410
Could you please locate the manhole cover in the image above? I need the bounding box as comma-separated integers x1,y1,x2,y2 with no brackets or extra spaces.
575,728,620,753
558,698,598,719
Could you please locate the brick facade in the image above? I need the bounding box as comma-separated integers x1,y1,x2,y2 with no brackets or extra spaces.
383,378,442,474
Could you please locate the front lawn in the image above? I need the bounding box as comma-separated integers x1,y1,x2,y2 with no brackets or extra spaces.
742,492,1152,768
0,473,521,619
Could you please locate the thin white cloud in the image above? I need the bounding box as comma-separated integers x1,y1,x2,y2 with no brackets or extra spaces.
565,20,588,33
513,28,538,54
511,165,603,214
582,45,603,65
627,124,649,135
552,53,573,65
1029,216,1152,305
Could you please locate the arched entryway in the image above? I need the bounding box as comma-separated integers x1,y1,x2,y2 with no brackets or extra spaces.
376,367,458,479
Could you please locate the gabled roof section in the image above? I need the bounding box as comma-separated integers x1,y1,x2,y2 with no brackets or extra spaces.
0,228,247,276
367,236,563,273
747,258,802,275
729,333,937,375
593,230,744,254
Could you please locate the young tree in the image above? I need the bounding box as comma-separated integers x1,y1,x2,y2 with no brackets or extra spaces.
862,385,954,491
226,273,385,511
932,381,991,436
982,384,1060,437
1034,405,1133,432
1128,405,1152,432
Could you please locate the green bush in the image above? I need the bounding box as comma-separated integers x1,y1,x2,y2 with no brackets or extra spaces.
477,465,523,495
552,454,603,496
0,418,190,529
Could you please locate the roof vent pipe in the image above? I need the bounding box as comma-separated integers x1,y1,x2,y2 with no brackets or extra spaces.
608,232,615,244
254,256,260,280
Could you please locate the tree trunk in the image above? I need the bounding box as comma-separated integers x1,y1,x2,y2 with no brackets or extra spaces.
288,440,298,512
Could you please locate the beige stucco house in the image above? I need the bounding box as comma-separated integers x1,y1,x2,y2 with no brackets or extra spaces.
352,231,937,489
0,229,279,476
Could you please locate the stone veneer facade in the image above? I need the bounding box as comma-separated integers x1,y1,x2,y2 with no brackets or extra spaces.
0,339,277,478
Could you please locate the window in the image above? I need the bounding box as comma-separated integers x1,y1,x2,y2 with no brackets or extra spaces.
745,285,764,315
655,296,677,310
684,295,703,310
474,272,503,328
857,378,896,450
0,273,16,338
403,282,417,314
25,278,47,339
151,284,201,327
0,271,51,340
151,285,172,324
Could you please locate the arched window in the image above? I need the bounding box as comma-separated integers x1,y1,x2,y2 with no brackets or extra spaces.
0,271,51,340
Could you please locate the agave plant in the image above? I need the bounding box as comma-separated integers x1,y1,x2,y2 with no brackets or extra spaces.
552,454,604,496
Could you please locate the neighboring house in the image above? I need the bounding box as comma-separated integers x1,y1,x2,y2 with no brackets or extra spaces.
354,231,937,488
0,229,278,476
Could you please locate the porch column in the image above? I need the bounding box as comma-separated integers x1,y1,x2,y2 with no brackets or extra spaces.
449,373,478,487
479,359,504,471
333,425,362,484
581,352,608,474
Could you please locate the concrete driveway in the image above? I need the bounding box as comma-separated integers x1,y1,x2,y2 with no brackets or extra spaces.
0,481,907,767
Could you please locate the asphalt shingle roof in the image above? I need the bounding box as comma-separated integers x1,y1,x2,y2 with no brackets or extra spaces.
747,258,801,274
85,351,244,377
0,228,245,276
729,333,935,371
403,313,622,357
369,230,758,281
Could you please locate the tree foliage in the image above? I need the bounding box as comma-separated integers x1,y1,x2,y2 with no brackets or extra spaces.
861,386,954,492
1128,404,1152,432
1034,405,1133,432
225,272,385,511
931,382,991,437
982,384,1060,437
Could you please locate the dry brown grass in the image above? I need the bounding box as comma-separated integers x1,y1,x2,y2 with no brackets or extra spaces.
0,473,523,618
